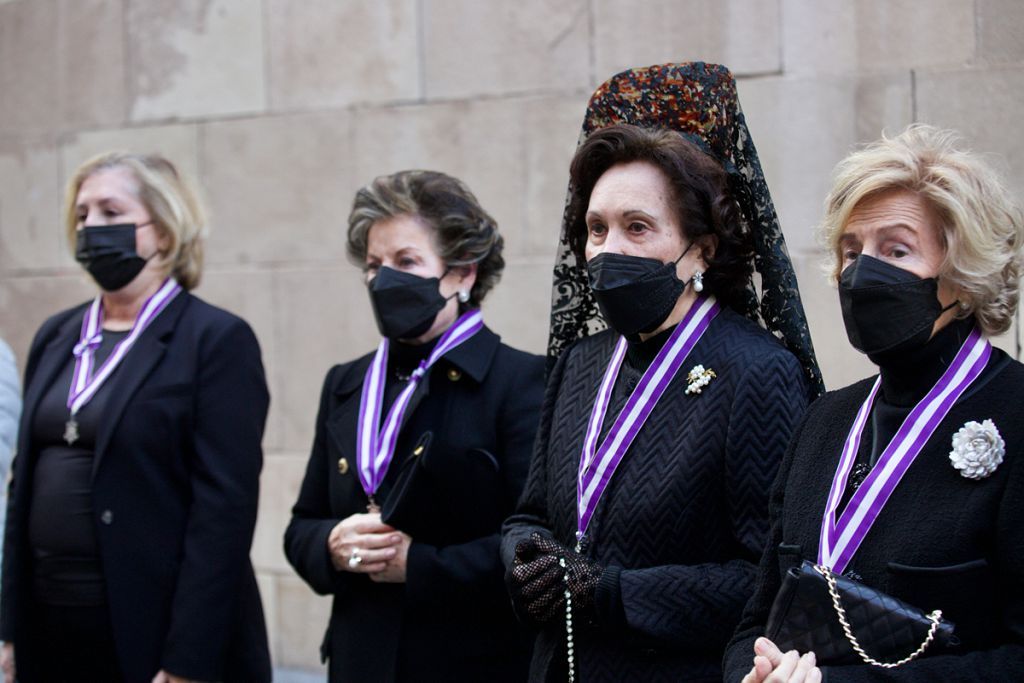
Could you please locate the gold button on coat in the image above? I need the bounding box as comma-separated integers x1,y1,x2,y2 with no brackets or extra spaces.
337,457,349,475
447,368,462,382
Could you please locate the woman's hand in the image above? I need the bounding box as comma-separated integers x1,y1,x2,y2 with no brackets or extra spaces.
1,643,14,683
327,512,401,574
369,532,412,583
741,637,821,683
151,670,195,683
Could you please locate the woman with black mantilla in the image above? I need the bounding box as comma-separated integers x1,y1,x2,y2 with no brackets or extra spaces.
501,62,823,682
726,125,1024,682
285,169,543,682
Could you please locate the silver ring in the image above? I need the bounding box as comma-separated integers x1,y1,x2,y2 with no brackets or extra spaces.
348,548,363,568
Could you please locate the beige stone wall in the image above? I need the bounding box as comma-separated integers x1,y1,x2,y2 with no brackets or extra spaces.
1,0,1022,672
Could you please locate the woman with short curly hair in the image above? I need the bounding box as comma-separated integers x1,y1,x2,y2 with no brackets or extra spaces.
819,124,1022,336
726,125,1024,682
286,169,543,682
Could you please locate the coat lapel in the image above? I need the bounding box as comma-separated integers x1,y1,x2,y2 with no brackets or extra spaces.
325,358,370,459
91,292,190,479
322,326,501,505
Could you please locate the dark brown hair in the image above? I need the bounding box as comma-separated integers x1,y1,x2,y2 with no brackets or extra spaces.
567,124,753,308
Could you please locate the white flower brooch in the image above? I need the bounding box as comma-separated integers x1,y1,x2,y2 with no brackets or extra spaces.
685,364,716,395
949,419,1005,480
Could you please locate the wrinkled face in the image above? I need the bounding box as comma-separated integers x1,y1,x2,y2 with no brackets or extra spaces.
839,189,947,280
583,161,688,263
74,166,165,258
364,213,476,342
840,188,960,333
364,214,446,282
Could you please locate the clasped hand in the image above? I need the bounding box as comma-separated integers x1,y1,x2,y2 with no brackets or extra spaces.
327,512,411,583
741,637,821,683
507,532,603,625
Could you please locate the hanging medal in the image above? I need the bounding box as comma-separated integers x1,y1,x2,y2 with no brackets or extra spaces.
356,309,483,512
65,278,182,445
818,326,991,573
576,295,720,546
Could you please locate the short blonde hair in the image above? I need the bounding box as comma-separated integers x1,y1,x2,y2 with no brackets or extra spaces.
65,152,206,290
821,124,1024,335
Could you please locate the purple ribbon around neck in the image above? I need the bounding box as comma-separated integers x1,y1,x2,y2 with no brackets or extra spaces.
66,278,182,416
356,309,484,498
818,326,991,574
576,296,719,541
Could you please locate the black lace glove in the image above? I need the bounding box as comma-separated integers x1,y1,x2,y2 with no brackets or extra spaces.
507,532,603,625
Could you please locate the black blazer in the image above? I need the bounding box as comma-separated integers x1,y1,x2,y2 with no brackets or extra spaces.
1,292,271,683
284,325,544,683
724,351,1024,681
502,308,809,682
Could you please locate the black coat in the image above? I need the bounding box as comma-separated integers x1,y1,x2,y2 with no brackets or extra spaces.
502,308,809,682
724,350,1024,682
1,292,271,683
284,325,544,683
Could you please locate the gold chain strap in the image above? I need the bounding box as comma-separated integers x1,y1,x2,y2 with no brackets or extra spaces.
815,564,943,668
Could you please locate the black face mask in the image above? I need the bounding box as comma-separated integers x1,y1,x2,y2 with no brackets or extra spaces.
587,244,692,338
75,223,151,292
838,255,957,363
368,266,451,340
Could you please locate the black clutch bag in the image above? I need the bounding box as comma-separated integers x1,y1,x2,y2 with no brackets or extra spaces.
765,560,956,667
381,431,506,545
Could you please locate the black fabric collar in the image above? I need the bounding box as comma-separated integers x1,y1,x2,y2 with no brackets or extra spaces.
438,323,499,383
334,324,500,395
624,324,676,370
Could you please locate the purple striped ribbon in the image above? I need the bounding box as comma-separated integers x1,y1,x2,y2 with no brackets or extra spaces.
577,296,720,540
818,326,991,573
356,309,484,497
66,278,182,416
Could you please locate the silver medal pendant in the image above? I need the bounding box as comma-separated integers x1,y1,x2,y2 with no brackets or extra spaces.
64,418,80,446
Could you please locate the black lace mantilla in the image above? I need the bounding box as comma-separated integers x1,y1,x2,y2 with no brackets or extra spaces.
547,61,824,398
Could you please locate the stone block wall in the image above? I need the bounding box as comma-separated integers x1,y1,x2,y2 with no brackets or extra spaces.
1,0,1021,672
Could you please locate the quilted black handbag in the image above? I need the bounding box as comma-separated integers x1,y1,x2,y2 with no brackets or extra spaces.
765,560,957,667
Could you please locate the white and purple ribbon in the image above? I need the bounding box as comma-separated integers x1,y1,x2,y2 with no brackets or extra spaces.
818,326,991,574
66,278,182,417
356,309,484,498
577,296,720,540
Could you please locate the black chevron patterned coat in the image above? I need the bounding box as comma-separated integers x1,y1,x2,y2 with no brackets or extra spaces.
502,308,809,682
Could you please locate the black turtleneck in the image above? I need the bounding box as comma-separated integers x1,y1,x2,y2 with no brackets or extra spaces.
839,316,989,513
598,324,677,444
624,325,676,371
387,336,439,383
876,316,976,408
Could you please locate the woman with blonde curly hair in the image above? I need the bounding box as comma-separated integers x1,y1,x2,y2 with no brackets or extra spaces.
1,152,271,683
726,124,1024,681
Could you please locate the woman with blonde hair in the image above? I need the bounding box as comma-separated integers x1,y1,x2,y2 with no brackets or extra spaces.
1,152,271,683
726,124,1024,681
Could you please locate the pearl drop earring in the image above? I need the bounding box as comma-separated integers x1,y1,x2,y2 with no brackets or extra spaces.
457,290,470,303
692,270,704,293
